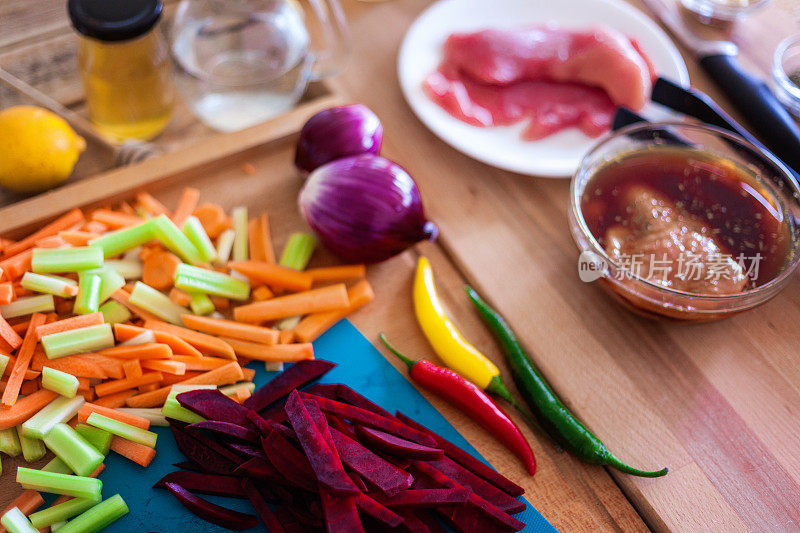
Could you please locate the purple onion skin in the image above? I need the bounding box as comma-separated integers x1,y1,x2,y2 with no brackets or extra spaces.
295,104,384,174
299,154,438,263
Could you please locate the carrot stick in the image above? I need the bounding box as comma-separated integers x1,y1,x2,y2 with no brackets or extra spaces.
95,371,163,397
241,367,256,382
171,355,229,371
234,284,350,323
159,371,201,387
180,314,279,345
0,314,23,350
141,359,186,375
1,313,46,407
82,221,108,234
294,279,374,343
0,250,32,280
257,213,276,264
229,261,312,292
210,296,229,311
252,285,274,301
143,319,236,359
125,362,244,408
76,377,92,391
142,250,181,291
110,436,156,467
0,282,13,305
35,312,104,340
171,188,200,227
0,389,58,429
169,287,191,307
306,264,366,283
110,289,162,322
93,390,137,408
19,379,40,395
120,201,136,215
97,343,173,360
113,323,202,357
78,402,150,429
222,338,313,362
138,382,159,393
192,203,230,239
248,218,265,262
10,319,30,334
122,360,142,379
48,353,124,379
38,355,109,379
136,192,169,216
91,209,143,229
278,330,295,344
58,230,101,246
3,209,84,258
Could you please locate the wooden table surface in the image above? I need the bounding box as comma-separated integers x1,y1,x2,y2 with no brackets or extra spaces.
2,0,800,531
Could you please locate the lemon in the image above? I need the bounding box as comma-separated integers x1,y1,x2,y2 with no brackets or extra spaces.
0,105,86,193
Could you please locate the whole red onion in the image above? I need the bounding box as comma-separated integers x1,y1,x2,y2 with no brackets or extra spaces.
295,104,383,174
298,154,438,263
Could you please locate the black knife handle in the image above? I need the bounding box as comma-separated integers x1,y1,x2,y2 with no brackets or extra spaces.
700,53,800,174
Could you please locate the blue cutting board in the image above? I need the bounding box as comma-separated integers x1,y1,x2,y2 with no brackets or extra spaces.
96,320,556,532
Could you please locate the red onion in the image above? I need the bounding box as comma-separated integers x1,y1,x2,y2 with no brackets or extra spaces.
298,154,438,263
295,104,383,174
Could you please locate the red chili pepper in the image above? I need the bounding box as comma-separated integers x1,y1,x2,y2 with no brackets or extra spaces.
379,334,536,475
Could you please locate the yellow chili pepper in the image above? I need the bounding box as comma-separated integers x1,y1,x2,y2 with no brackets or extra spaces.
413,256,514,402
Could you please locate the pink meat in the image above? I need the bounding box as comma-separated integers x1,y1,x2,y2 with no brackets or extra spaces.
423,25,655,140
440,25,654,110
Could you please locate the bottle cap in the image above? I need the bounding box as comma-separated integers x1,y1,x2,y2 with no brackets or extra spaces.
68,0,162,42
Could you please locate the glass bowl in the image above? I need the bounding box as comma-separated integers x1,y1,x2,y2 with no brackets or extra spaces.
569,122,800,321
680,0,771,26
773,34,800,118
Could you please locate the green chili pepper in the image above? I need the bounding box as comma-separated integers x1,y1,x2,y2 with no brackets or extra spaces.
465,286,668,478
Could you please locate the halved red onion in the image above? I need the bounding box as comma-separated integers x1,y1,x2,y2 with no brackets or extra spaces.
298,154,438,263
295,104,383,174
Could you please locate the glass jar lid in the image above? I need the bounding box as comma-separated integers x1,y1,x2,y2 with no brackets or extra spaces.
68,0,163,42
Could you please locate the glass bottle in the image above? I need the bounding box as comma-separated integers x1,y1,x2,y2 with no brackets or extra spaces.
69,0,175,142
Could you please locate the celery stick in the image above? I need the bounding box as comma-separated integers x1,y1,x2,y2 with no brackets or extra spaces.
174,263,250,300
41,323,115,360
0,353,9,377
182,216,218,263
1,507,38,533
73,269,102,315
20,272,78,298
151,215,204,265
16,426,46,463
275,316,301,331
104,259,143,280
16,468,102,500
188,292,215,316
231,206,248,261
95,265,125,304
99,300,131,325
128,281,187,325
42,424,104,477
42,457,73,475
42,367,80,398
86,413,157,448
161,398,206,424
214,228,236,265
219,382,255,397
58,494,128,533
32,247,103,273
29,497,100,529
0,427,22,457
90,221,154,258
21,395,85,439
279,232,316,270
0,294,55,318
74,424,112,455
264,361,284,372
119,330,155,346
115,408,169,427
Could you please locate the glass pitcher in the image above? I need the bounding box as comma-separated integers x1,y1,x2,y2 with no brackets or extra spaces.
170,0,348,132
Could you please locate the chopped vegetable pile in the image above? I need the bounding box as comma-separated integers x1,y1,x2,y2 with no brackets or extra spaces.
0,188,375,531
157,360,527,532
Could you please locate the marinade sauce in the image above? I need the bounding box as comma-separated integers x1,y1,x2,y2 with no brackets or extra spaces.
580,146,795,291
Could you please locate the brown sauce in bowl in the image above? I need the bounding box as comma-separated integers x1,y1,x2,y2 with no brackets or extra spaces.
580,146,794,295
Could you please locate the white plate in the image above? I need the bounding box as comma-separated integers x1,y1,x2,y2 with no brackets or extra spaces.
398,0,690,178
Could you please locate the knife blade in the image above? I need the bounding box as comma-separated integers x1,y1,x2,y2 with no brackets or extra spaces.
639,0,800,174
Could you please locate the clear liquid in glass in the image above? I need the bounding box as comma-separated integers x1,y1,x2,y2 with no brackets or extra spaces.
171,3,311,132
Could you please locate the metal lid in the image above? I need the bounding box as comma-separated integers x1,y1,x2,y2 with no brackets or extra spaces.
68,0,162,42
